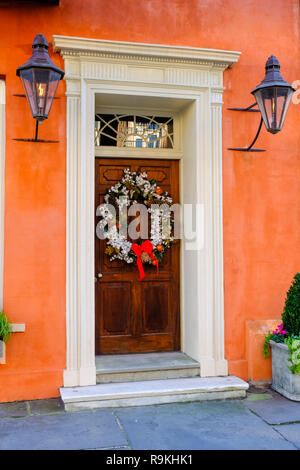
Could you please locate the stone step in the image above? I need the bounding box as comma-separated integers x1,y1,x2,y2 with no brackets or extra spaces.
60,376,249,411
96,352,200,383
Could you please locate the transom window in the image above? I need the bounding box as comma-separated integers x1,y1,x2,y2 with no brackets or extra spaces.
95,114,174,148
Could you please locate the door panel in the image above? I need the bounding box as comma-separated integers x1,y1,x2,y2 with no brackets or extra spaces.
95,158,180,354
100,283,132,335
142,282,170,332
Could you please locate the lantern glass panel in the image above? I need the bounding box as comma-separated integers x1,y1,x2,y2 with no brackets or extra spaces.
19,68,37,117
277,88,293,130
45,70,61,116
254,86,293,134
20,68,61,122
33,68,50,120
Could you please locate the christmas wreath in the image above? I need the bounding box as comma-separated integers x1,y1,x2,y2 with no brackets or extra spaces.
97,168,175,279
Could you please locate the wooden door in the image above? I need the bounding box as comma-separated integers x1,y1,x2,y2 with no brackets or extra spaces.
95,158,180,354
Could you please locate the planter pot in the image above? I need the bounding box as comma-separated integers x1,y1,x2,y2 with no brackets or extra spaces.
270,340,300,401
0,339,6,364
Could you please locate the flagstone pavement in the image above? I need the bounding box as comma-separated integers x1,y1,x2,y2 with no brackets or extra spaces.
0,385,299,450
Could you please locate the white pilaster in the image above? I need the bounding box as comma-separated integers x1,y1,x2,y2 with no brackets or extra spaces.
64,70,96,387
64,79,81,386
78,80,96,386
211,89,228,376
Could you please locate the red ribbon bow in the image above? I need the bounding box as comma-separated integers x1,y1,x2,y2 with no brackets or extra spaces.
131,240,159,280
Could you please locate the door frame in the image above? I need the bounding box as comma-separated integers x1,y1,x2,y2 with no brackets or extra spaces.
95,157,181,355
53,35,241,387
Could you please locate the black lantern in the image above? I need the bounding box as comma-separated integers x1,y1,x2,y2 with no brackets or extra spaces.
16,34,64,139
251,56,295,135
228,55,295,151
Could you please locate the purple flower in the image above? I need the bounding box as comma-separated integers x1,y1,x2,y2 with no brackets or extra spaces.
272,323,287,336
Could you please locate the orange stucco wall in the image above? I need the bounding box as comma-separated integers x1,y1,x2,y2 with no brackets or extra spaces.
0,0,299,401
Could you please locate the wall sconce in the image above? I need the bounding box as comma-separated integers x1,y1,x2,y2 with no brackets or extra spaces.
228,56,295,152
15,34,64,143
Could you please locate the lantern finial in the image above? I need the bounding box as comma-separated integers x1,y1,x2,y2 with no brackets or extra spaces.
32,34,49,49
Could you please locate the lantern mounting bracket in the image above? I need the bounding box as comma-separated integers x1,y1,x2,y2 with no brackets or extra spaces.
227,104,266,152
227,102,261,112
13,94,59,100
13,120,59,143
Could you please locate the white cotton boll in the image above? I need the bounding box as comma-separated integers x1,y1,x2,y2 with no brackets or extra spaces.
136,175,144,186
121,242,132,255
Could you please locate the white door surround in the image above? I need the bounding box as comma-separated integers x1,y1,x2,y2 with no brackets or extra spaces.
53,35,241,387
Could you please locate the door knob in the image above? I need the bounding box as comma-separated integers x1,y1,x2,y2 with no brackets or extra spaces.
98,273,103,278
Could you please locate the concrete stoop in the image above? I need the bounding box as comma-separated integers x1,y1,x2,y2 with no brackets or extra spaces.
60,376,249,411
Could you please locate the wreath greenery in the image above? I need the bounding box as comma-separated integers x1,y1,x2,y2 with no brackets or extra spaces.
97,168,175,267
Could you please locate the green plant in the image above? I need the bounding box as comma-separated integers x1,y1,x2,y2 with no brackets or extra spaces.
282,272,300,336
285,336,300,374
0,312,12,344
263,324,287,358
263,273,300,374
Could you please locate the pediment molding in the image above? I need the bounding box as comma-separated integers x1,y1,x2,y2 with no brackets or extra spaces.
53,36,241,93
53,35,241,71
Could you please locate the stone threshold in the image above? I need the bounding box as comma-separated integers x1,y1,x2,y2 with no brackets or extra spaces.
95,352,200,383
60,376,249,411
